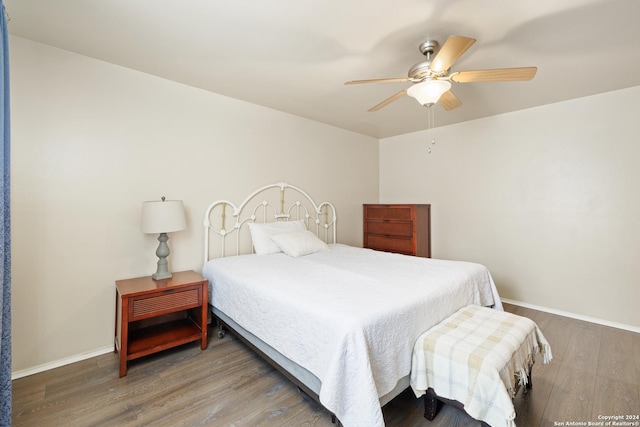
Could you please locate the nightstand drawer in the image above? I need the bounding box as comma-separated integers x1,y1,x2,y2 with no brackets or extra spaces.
132,287,201,320
364,206,413,221
366,235,414,255
366,220,413,237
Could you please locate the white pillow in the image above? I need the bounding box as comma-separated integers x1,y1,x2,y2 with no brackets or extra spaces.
247,220,306,255
270,230,329,257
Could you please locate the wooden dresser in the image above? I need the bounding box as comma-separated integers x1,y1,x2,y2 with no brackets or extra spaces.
363,204,431,257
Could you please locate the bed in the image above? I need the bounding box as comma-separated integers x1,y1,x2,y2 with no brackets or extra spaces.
201,182,503,427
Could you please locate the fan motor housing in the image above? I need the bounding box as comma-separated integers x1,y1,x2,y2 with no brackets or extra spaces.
408,61,431,79
408,39,440,80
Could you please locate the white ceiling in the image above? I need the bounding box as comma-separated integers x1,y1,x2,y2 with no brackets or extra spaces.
5,0,640,139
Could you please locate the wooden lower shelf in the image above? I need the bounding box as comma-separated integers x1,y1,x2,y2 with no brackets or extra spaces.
127,318,202,360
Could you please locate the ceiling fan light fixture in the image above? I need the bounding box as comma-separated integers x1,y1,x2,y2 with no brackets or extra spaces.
407,80,451,106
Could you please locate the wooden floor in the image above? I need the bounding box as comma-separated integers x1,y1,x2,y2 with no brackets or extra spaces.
12,304,640,426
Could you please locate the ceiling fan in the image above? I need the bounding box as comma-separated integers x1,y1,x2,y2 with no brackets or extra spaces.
345,36,537,112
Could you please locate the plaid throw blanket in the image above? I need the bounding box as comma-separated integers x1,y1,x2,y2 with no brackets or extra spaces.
410,305,552,427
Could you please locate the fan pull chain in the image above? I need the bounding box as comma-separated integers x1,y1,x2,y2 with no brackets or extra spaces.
426,104,437,154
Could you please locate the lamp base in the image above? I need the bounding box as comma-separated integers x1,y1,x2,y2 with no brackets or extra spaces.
151,232,173,281
152,271,172,281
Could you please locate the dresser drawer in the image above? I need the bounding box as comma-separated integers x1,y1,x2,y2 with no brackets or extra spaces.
131,287,201,320
365,206,413,221
366,220,413,237
366,235,414,255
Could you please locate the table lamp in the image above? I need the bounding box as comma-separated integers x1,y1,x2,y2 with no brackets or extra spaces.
141,197,186,280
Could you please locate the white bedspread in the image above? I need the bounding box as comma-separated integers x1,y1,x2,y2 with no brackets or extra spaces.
202,244,502,427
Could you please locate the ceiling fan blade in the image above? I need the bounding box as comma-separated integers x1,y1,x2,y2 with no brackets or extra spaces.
451,67,537,83
368,89,408,112
438,90,462,111
345,77,410,85
430,36,476,73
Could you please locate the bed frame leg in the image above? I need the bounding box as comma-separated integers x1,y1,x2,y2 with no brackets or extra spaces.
524,371,533,394
423,388,441,421
215,319,226,339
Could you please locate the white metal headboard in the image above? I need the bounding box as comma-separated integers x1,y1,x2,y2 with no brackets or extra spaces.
203,182,337,261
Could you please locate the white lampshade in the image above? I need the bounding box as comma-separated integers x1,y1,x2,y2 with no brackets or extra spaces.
141,199,186,234
407,80,452,106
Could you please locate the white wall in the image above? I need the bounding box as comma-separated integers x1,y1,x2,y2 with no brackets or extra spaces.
11,33,639,376
10,36,379,374
380,87,640,328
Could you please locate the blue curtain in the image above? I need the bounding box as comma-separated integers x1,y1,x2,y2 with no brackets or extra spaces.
0,1,11,425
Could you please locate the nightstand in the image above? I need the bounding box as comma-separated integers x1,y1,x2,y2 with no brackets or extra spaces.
114,270,208,377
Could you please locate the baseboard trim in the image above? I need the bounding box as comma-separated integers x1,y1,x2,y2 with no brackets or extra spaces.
11,346,114,380
502,298,640,334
